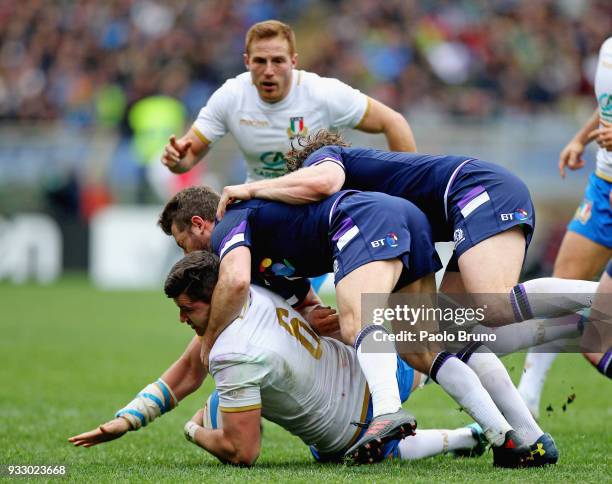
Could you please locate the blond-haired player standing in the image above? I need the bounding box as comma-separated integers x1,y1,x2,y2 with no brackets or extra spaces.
160,20,416,181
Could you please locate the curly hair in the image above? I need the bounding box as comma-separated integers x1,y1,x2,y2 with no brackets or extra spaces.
164,251,220,303
285,129,350,172
158,186,220,235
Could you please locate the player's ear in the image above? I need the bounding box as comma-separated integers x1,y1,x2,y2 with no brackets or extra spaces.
190,215,206,234
243,52,249,70
291,53,298,68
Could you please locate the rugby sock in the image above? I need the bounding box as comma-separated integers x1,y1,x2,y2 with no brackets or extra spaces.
510,279,597,321
517,349,559,419
355,325,401,417
430,352,511,446
397,428,476,460
596,349,612,378
470,313,582,355
460,345,543,444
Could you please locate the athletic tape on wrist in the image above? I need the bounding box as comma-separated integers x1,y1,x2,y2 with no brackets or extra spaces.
115,379,178,430
184,421,200,442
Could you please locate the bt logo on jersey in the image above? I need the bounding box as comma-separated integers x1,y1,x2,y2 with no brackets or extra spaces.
500,209,529,222
371,232,399,248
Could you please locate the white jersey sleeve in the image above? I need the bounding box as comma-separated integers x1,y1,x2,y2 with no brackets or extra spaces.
595,37,612,180
210,356,268,412
322,77,369,129
192,79,237,145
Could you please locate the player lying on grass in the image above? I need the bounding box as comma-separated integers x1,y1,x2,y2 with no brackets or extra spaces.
158,187,557,467
215,130,598,331
68,251,489,466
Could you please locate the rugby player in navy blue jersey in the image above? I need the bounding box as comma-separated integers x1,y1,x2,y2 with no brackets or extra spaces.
159,186,556,467
216,130,598,331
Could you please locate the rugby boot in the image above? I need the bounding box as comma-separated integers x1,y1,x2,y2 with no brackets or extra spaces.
344,408,416,465
525,433,559,467
453,423,488,458
492,430,531,468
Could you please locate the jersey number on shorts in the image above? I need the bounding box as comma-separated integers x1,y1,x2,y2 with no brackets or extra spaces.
275,308,323,360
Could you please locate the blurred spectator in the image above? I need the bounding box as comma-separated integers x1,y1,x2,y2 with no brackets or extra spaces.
0,0,609,123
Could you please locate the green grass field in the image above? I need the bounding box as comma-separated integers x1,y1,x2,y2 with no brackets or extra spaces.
1,278,610,483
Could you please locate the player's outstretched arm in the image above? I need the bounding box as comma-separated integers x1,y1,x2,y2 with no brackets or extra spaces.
216,163,345,219
185,408,261,466
68,337,205,447
200,247,252,366
355,97,417,152
559,108,600,178
161,129,210,174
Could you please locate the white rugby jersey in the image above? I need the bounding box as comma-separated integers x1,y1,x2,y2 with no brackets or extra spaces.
208,285,368,454
192,70,368,181
595,37,612,181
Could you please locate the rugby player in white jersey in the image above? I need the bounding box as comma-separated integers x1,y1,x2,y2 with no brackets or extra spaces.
519,37,612,417
68,251,489,465
160,20,416,181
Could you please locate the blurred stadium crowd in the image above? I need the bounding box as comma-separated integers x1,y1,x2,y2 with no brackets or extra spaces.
1,0,610,125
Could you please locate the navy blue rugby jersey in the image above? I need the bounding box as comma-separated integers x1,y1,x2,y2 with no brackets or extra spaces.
211,191,349,305
303,145,472,240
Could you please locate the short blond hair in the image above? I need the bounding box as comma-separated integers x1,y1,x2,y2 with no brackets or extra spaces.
245,20,296,56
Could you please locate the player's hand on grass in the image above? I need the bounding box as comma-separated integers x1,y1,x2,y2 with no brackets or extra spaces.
589,119,612,152
162,134,192,172
558,139,586,178
305,304,340,336
68,417,131,448
217,184,252,220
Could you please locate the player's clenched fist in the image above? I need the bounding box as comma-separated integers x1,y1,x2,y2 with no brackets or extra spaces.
162,135,193,173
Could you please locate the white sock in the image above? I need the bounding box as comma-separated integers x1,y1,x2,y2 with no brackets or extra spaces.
511,278,597,321
398,428,476,460
432,354,511,446
517,349,559,419
465,348,543,444
471,313,582,355
356,327,401,417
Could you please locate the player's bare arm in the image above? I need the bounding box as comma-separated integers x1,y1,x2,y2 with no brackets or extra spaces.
69,337,204,447
355,97,417,152
216,162,345,219
159,335,206,400
200,246,252,366
559,108,600,177
185,407,261,466
161,129,210,174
